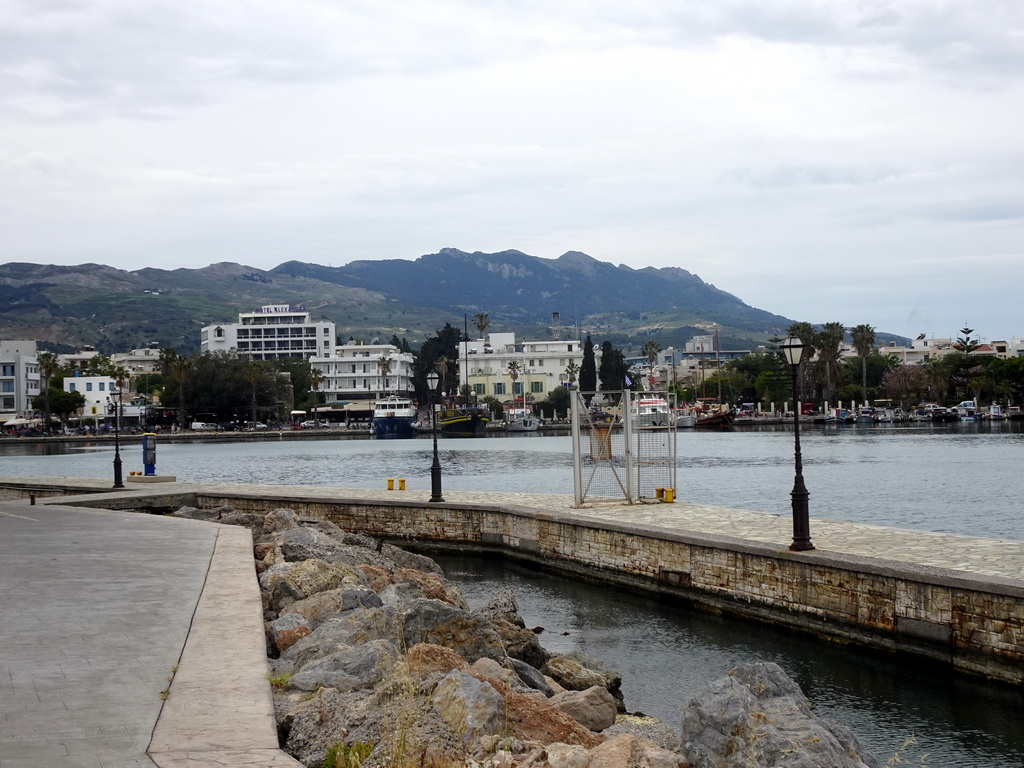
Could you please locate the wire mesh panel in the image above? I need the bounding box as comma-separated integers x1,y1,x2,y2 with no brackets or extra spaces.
570,390,630,506
570,389,677,506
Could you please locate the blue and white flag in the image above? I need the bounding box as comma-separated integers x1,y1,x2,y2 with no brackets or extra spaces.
624,375,632,387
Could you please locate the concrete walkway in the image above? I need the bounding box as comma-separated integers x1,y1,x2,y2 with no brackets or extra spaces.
0,498,300,768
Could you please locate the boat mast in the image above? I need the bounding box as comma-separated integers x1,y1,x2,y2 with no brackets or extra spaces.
715,329,722,404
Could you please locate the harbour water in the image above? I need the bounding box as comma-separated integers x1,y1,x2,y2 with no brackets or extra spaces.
3,422,1024,765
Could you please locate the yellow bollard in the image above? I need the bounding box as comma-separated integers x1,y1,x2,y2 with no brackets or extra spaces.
655,487,665,500
398,478,406,491
664,488,675,503
387,478,394,491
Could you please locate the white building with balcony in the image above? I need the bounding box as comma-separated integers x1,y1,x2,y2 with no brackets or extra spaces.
310,342,415,403
200,304,336,361
1,340,41,420
460,332,587,403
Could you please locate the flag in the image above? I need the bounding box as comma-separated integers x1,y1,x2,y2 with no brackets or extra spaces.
624,375,632,387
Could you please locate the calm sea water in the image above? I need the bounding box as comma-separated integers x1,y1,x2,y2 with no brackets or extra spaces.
4,423,1024,766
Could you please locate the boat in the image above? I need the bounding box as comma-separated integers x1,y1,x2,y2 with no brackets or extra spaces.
693,402,735,428
674,407,697,428
631,395,672,428
371,395,418,439
953,400,980,421
823,407,856,424
504,399,539,432
438,396,489,437
855,406,877,424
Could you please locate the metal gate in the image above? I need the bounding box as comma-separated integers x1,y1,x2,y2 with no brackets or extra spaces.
570,390,677,507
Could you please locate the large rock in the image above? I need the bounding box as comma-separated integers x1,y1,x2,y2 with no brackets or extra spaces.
589,733,685,768
430,670,505,745
543,652,624,712
281,606,401,671
287,586,383,628
288,639,400,692
259,558,366,612
509,658,554,697
549,686,618,732
268,613,311,654
681,662,879,768
401,598,506,663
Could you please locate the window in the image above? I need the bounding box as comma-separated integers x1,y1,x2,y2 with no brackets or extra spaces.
69,383,77,392
214,327,224,338
1,396,13,409
99,382,105,391
494,382,506,395
1,365,13,376
86,382,93,391
473,383,485,395
513,382,523,395
1,381,12,393
531,381,544,394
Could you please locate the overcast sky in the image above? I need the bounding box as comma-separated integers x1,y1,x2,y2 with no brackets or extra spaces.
3,1,1022,341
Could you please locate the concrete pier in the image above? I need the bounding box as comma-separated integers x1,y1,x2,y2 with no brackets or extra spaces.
2,476,1022,688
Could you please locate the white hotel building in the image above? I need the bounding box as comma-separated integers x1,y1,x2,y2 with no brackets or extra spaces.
310,342,415,403
200,305,336,361
460,332,587,403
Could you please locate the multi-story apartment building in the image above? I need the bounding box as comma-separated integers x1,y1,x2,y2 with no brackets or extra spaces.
200,304,336,361
0,340,41,421
460,332,586,403
310,342,415,403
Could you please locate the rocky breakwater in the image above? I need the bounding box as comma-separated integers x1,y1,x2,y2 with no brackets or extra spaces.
174,505,879,768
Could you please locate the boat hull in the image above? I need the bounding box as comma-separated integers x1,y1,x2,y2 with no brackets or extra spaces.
439,414,488,437
505,417,539,432
372,416,417,439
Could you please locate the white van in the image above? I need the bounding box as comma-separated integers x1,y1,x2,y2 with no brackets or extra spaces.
191,422,222,431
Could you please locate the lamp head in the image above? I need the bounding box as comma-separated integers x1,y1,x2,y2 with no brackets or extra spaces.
781,335,805,367
426,371,439,389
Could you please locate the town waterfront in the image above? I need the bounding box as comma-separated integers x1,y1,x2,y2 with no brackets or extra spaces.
3,423,1024,766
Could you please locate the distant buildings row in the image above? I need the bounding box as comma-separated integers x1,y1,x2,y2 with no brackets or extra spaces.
4,304,1023,423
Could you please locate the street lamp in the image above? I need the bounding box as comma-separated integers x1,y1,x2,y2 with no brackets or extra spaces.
108,385,124,489
426,371,444,503
780,335,813,551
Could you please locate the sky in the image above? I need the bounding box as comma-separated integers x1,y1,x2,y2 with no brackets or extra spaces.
2,1,1023,342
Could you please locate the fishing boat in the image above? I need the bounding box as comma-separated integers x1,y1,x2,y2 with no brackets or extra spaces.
631,395,672,428
674,407,697,428
855,406,877,424
371,395,418,439
439,396,489,437
504,399,539,432
824,407,856,424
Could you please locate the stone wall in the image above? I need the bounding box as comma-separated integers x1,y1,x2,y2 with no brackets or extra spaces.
172,492,1020,686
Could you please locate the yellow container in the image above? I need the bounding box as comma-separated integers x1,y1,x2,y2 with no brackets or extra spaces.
387,478,394,491
664,488,675,503
398,478,406,491
655,487,665,500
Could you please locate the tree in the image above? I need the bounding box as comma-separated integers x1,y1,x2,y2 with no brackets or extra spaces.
641,340,661,387
377,355,392,397
880,365,925,406
544,385,572,419
506,360,521,397
787,321,816,404
598,341,630,404
564,361,580,385
814,322,845,404
472,313,490,339
412,323,461,401
35,351,62,429
954,326,981,354
849,324,875,405
33,388,85,424
579,335,597,403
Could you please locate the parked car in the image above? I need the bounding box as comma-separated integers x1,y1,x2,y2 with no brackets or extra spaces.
244,421,268,431
191,422,223,432
300,419,323,429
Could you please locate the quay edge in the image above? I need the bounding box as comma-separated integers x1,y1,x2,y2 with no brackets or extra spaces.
4,478,1023,687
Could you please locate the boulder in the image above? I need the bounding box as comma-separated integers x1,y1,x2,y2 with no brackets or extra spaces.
502,689,602,749
431,670,505,745
288,639,400,692
549,686,618,732
489,616,551,669
381,543,445,575
681,661,879,768
478,588,526,627
287,586,382,628
394,568,468,608
268,613,311,654
259,558,366,612
509,657,554,696
401,598,506,663
173,505,222,521
589,733,685,768
281,606,401,671
603,714,680,753
545,742,593,768
261,508,299,535
543,652,624,712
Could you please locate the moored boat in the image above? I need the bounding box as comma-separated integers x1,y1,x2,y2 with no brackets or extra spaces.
439,397,489,437
631,395,672,428
371,395,418,439
504,399,539,432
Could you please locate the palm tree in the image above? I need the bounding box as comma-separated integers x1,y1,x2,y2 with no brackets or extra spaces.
436,356,450,396
167,354,192,430
472,313,490,340
641,340,661,387
814,322,845,405
850,324,876,405
309,366,325,423
786,322,816,404
564,361,580,385
507,360,521,398
36,351,61,430
377,355,392,397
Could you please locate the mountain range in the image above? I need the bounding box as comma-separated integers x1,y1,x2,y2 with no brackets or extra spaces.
1,248,820,355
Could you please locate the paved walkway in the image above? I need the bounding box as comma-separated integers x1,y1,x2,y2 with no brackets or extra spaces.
0,497,300,768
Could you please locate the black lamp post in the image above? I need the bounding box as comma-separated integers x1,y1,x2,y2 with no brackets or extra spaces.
109,385,124,489
427,371,444,503
781,335,813,551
